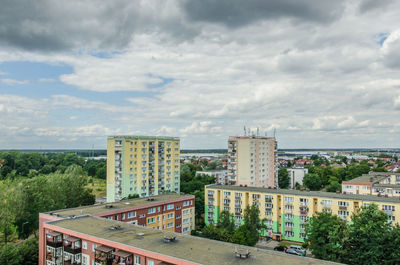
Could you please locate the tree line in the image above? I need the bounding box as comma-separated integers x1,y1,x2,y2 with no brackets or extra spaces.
306,204,400,264
0,151,106,179
0,165,95,264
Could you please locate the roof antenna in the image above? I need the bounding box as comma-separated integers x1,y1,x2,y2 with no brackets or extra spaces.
257,127,259,136
273,128,276,138
244,126,246,136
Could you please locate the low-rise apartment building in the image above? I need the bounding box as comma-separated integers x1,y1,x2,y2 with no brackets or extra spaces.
287,167,308,189
40,194,195,265
40,215,335,265
205,184,400,243
342,172,400,197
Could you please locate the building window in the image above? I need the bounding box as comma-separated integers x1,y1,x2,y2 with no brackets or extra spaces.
122,213,125,220
167,204,174,210
148,207,156,214
147,217,155,224
82,241,87,250
92,243,97,252
139,214,145,218
147,259,154,265
167,222,174,228
183,218,189,224
285,231,294,237
167,213,174,219
183,201,190,207
183,227,189,233
134,256,141,265
128,211,136,218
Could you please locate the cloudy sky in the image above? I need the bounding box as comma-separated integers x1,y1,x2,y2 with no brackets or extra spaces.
0,0,399,149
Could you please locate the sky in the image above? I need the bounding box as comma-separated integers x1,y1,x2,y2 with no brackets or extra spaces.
0,0,400,149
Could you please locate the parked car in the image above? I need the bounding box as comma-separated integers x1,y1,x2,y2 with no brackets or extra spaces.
288,245,306,256
273,246,287,252
285,247,301,256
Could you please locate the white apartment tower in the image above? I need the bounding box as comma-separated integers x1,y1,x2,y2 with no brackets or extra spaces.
228,136,277,188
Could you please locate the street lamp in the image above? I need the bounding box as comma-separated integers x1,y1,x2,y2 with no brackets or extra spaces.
21,221,29,239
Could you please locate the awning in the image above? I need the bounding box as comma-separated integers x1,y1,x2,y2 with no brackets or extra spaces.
112,250,132,258
95,245,114,253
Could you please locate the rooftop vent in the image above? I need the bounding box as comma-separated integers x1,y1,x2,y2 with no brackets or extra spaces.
163,235,176,243
105,205,114,209
147,198,155,201
109,225,122,231
124,202,130,205
136,233,145,237
235,246,251,259
306,188,310,192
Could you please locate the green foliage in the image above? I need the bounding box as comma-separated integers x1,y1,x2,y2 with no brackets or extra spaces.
180,163,215,228
232,204,266,246
199,205,265,247
306,204,400,264
121,194,140,200
0,237,38,265
278,167,289,189
303,173,322,190
305,212,347,262
216,210,235,234
205,160,223,170
0,151,106,180
345,204,390,265
325,177,341,192
1,165,95,241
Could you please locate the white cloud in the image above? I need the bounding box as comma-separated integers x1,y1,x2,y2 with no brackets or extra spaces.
0,78,29,85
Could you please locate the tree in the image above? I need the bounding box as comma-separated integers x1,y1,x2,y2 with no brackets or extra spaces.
326,177,341,192
344,204,390,265
305,212,348,262
232,204,266,246
278,168,289,189
216,210,235,234
303,173,322,190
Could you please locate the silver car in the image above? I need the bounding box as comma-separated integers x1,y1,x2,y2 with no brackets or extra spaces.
288,245,306,256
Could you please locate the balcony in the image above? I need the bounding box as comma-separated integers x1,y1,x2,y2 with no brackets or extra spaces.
300,209,308,215
64,246,81,255
285,226,293,232
112,250,133,265
95,245,114,265
339,206,348,210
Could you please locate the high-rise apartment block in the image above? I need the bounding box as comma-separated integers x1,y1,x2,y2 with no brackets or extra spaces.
107,136,180,202
228,136,277,188
205,184,400,243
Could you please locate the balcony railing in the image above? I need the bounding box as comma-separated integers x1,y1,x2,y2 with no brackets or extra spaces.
47,241,63,248
64,246,81,255
384,209,394,215
339,206,348,210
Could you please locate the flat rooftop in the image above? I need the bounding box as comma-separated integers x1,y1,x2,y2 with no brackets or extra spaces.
207,185,400,204
47,216,338,265
48,194,193,218
108,136,180,141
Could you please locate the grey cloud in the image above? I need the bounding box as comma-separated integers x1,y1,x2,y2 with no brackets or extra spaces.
359,0,394,14
181,0,346,27
0,0,197,52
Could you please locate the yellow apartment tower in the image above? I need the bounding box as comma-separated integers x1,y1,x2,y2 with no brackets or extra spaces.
107,136,180,202
228,136,277,188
